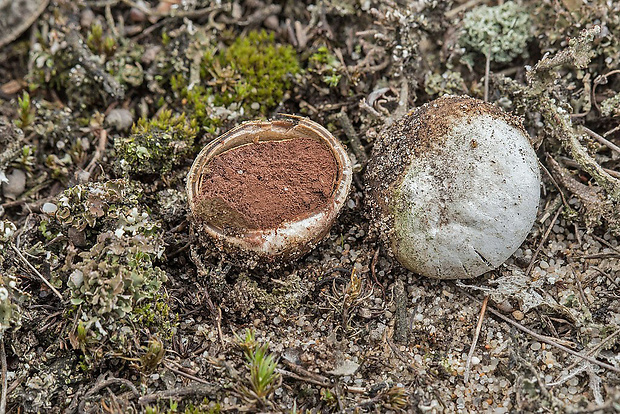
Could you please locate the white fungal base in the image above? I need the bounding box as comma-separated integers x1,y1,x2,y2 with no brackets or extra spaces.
392,114,540,279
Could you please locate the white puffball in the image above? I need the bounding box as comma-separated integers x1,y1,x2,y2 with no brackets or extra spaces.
366,96,540,279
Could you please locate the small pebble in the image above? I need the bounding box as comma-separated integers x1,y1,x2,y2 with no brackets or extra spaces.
106,108,134,131
80,9,95,28
130,7,146,22
264,15,279,31
512,310,525,321
2,169,26,200
41,203,58,214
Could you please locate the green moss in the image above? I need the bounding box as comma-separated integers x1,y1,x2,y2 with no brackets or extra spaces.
309,46,342,88
115,110,198,177
172,30,299,121
206,30,299,110
15,91,35,130
86,23,117,57
460,2,532,63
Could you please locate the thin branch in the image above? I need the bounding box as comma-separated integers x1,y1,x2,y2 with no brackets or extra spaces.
550,329,620,386
86,129,108,174
558,156,620,179
120,0,226,18
139,383,220,405
445,0,486,18
337,109,368,166
464,295,489,383
526,206,563,276
0,335,6,414
11,244,63,301
484,51,490,102
77,377,139,414
583,126,620,155
456,287,620,375
280,358,330,387
163,361,210,384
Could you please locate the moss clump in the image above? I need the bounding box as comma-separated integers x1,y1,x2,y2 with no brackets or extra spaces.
204,30,299,110
115,110,197,177
173,30,299,120
309,46,342,88
460,2,532,63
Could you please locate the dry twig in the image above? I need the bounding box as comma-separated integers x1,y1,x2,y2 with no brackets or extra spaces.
526,206,563,276
139,383,220,405
583,126,620,155
0,335,6,414
120,0,226,18
77,377,140,413
164,361,210,384
11,244,63,301
337,109,368,166
456,287,620,375
464,295,489,383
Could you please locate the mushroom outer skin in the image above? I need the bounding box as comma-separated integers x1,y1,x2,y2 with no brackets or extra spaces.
365,95,541,279
187,115,352,269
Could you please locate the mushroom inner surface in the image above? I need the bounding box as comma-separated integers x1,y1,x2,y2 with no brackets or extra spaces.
198,136,337,231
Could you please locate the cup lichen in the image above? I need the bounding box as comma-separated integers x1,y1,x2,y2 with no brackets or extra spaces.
41,180,175,365
459,2,532,64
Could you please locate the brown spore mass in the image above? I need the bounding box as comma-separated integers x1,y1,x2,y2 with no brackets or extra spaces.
199,136,337,231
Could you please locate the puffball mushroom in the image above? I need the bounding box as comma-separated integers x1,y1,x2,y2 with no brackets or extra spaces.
366,95,540,279
187,115,352,268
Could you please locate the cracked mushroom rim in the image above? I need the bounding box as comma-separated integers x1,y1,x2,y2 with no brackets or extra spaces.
186,114,353,261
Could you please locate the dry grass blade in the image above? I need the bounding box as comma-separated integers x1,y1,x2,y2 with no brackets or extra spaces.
0,335,6,414
464,295,489,383
526,206,563,276
457,287,620,375
11,244,63,301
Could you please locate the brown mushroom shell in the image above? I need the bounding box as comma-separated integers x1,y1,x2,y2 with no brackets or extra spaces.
187,115,352,268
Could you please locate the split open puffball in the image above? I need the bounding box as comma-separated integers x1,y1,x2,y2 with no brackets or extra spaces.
366,95,540,279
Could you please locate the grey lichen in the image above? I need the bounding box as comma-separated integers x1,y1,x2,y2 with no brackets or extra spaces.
491,28,620,234
424,71,467,97
460,2,532,63
0,220,25,332
223,272,310,317
600,93,620,117
42,180,175,364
